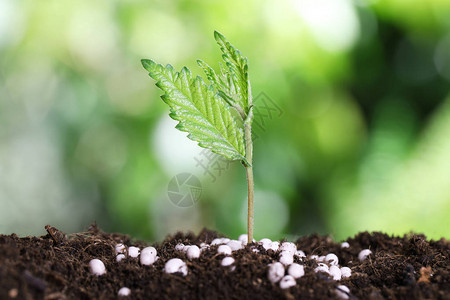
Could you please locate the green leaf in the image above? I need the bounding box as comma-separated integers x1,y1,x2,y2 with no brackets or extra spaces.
196,59,222,92
142,59,246,162
197,59,237,108
214,30,251,114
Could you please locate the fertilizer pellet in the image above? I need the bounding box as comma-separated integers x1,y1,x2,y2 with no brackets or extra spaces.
118,287,131,297
279,275,296,289
279,251,294,266
186,245,200,259
259,238,272,245
340,267,352,278
164,258,187,276
335,285,350,299
175,243,185,251
128,246,140,258
211,238,223,245
325,253,339,266
295,250,306,258
221,256,235,266
358,249,372,261
227,240,243,251
115,244,125,254
288,263,305,279
329,265,342,280
280,242,296,254
268,262,285,283
314,263,329,274
141,246,157,257
341,242,350,248
218,245,232,255
238,234,248,244
263,241,279,251
116,254,126,262
89,259,106,276
140,252,157,265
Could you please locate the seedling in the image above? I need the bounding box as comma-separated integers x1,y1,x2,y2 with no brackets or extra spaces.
142,31,255,241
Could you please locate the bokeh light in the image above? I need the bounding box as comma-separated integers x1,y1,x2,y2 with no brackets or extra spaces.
0,0,449,241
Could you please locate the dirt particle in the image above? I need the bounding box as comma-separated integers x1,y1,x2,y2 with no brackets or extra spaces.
418,266,432,283
8,288,18,298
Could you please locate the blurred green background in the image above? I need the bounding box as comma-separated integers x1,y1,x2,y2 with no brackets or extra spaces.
1,0,449,242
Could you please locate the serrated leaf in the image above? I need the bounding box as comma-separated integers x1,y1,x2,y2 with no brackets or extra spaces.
197,59,237,107
214,30,251,114
197,59,222,91
142,59,246,162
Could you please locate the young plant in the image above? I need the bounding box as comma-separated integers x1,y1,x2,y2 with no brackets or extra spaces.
141,31,255,241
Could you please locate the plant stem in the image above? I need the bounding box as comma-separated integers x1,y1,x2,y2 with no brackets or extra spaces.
244,107,254,243
245,165,254,242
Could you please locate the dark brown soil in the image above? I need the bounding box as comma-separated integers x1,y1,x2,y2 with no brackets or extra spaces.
0,225,449,299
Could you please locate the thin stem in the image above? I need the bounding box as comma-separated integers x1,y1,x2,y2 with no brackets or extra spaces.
244,107,254,242
246,165,254,242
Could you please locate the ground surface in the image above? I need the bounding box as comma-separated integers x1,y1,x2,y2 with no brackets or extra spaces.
0,225,448,299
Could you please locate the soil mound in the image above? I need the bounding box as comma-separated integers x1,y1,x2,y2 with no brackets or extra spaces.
0,225,448,299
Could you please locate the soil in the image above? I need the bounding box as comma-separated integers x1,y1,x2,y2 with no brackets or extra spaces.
0,224,448,300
